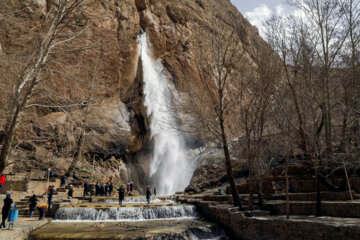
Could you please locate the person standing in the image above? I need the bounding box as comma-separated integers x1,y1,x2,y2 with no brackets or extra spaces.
0,174,6,192
127,183,130,194
73,171,79,180
118,185,125,205
109,182,113,196
28,195,38,217
146,186,151,205
154,187,157,197
36,203,48,220
47,186,55,210
60,175,66,187
130,182,134,193
100,184,105,196
1,194,13,228
68,185,74,199
95,182,100,196
104,183,109,196
83,181,89,197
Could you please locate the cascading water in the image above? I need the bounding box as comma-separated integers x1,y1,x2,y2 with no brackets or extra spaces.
91,198,166,203
54,205,198,222
138,32,196,195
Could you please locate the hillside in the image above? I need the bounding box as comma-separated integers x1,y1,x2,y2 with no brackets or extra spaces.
0,0,268,190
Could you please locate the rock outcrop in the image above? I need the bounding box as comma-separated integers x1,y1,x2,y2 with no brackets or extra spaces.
0,0,268,188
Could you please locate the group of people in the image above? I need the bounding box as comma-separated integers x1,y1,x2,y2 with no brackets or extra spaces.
126,182,134,194
1,193,47,229
28,194,48,220
0,170,160,228
117,185,155,205
95,181,114,196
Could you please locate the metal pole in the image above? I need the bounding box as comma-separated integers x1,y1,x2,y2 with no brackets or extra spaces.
46,168,51,198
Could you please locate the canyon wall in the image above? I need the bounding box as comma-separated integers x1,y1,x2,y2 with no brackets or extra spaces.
0,0,268,187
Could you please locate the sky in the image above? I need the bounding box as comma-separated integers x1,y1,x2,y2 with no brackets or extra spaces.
230,0,293,36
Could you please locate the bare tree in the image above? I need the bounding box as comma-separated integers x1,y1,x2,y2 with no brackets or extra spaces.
0,0,97,173
340,0,360,151
286,0,347,154
177,17,259,209
266,15,326,216
236,47,279,210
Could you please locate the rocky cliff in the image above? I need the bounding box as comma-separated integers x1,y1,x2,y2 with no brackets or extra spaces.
0,0,267,189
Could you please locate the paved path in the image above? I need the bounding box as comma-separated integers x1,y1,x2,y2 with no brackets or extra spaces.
0,217,49,240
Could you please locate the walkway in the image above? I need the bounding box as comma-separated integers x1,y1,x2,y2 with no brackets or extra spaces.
0,217,49,240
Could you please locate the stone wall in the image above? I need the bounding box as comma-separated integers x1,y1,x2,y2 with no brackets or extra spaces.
196,201,360,240
266,201,360,218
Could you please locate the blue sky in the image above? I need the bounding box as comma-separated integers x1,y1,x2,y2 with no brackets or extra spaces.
230,0,293,36
231,0,286,14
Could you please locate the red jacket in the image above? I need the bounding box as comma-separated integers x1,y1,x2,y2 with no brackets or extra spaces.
0,175,6,184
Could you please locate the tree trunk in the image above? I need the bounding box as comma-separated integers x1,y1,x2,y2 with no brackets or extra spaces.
0,106,21,173
343,159,354,201
324,74,332,154
340,111,348,152
285,154,290,219
0,77,38,173
66,129,84,177
219,116,242,210
257,176,264,210
248,183,253,211
315,166,321,216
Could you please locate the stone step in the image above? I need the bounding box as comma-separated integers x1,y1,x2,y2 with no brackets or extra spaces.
265,191,358,201
265,200,360,218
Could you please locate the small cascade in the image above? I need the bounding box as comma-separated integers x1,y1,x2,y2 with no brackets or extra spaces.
91,198,166,203
54,205,198,222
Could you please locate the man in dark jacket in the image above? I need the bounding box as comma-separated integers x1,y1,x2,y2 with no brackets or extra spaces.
48,186,55,210
130,182,134,193
118,185,125,205
83,181,89,197
95,182,100,196
146,186,151,205
105,183,109,196
1,194,13,228
28,195,38,217
100,184,105,196
109,182,113,196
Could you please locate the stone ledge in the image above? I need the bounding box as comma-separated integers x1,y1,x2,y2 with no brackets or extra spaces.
196,200,360,240
0,218,49,240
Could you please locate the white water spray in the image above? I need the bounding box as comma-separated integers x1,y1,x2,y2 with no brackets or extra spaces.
138,32,195,195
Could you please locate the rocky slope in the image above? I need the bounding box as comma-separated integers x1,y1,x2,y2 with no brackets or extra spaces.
0,0,268,189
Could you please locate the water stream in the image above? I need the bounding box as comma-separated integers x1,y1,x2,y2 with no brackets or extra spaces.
40,199,229,239
54,205,198,222
91,197,165,203
138,32,196,195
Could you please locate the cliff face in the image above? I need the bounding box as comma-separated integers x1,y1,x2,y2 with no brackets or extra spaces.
0,0,267,187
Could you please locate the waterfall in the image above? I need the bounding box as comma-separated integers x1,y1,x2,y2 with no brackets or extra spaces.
54,205,198,222
138,32,195,195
